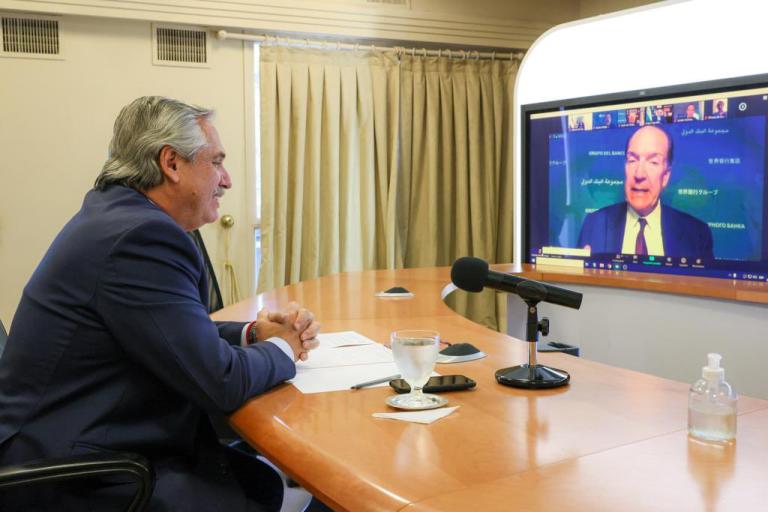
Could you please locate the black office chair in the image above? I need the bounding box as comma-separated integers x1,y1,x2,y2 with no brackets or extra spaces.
189,229,224,313
0,319,155,511
0,452,154,511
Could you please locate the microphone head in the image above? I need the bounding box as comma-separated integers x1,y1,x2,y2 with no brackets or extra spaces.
451,257,489,292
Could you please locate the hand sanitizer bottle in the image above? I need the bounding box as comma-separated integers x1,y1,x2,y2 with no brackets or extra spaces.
688,353,737,442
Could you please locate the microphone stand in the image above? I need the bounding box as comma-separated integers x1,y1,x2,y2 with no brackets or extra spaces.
495,282,570,389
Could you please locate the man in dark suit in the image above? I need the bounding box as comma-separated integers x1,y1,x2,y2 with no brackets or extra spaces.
578,125,713,259
0,97,320,511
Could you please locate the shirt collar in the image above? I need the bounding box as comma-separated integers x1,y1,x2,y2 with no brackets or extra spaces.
627,202,662,230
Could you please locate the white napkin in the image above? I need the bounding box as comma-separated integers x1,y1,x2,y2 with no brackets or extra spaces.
372,406,459,424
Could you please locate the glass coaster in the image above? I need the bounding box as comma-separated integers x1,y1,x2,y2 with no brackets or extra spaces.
385,393,448,411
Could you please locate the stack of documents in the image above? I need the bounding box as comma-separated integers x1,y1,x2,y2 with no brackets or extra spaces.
290,331,398,394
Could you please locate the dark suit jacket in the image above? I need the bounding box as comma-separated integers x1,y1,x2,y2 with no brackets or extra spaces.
577,201,714,259
0,185,295,511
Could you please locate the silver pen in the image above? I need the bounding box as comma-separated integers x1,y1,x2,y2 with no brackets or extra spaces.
350,374,401,390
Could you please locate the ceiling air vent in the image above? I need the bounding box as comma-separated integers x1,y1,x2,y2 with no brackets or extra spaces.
0,14,62,59
152,24,209,68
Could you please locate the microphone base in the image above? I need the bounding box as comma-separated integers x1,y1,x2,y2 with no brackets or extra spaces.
495,364,570,389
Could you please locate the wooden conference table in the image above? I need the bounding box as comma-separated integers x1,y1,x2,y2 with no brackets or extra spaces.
212,266,768,511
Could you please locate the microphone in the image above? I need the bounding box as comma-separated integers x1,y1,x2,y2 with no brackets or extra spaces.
450,256,582,390
451,257,582,309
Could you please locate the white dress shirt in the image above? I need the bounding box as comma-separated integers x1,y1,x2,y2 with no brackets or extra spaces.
240,325,294,361
621,203,665,256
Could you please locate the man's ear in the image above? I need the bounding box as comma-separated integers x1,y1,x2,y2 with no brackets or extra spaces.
158,145,181,184
662,166,671,189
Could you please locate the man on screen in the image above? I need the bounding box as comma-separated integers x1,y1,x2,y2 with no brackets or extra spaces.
713,100,727,117
686,103,700,120
626,108,641,126
578,125,714,258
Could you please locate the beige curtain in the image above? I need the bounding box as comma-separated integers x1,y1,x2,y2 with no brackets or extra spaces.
259,46,400,291
399,55,518,331
259,47,518,331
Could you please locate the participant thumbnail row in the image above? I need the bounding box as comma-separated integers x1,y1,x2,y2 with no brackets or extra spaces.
569,98,728,131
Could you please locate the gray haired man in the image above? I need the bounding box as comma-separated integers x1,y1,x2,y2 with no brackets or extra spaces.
0,96,319,511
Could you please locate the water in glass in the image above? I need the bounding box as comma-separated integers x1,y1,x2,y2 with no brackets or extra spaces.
389,330,443,409
392,337,438,390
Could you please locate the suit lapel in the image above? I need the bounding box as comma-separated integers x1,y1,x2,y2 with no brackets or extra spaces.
606,203,627,254
661,207,680,255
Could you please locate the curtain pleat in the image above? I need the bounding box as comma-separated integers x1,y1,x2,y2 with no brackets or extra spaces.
259,47,400,292
259,46,518,331
399,56,518,330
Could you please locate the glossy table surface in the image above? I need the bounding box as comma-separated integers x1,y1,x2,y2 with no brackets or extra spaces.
213,266,768,512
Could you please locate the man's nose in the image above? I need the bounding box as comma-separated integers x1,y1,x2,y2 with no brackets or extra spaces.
220,166,232,189
633,162,649,180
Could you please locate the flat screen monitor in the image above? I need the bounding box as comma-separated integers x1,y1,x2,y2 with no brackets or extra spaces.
522,73,768,282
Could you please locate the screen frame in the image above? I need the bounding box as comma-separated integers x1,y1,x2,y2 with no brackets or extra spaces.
520,72,768,269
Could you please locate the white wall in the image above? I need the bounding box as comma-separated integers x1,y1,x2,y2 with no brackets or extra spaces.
0,15,253,326
0,0,557,49
0,0,658,51
508,287,768,399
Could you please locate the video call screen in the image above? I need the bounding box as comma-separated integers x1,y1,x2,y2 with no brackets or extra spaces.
523,75,768,281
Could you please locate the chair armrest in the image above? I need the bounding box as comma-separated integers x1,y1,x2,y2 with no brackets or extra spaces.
0,452,154,512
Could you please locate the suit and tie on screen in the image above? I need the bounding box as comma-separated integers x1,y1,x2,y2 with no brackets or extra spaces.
577,125,714,259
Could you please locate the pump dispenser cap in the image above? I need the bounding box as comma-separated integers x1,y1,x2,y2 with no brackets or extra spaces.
702,352,725,383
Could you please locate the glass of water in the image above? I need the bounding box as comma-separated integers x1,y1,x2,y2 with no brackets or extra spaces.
388,330,442,409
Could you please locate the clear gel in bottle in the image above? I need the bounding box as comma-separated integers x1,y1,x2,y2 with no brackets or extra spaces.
688,353,737,443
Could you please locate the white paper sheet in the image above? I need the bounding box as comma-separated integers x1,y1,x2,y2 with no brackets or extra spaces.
290,331,441,394
372,406,459,424
297,342,393,370
314,331,378,348
290,362,400,394
289,331,395,393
